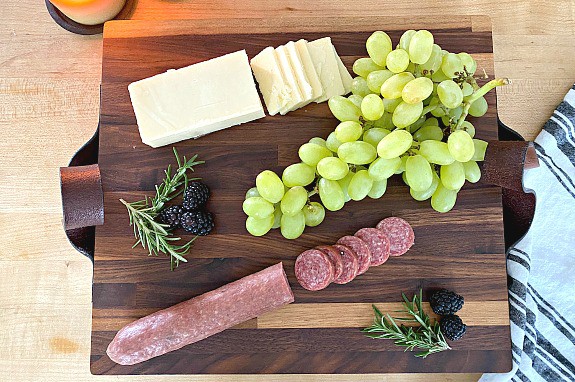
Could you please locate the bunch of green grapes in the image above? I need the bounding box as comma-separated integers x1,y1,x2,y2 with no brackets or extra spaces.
244,30,508,239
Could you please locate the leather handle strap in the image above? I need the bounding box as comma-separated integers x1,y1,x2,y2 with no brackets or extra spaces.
481,140,539,192
60,164,104,230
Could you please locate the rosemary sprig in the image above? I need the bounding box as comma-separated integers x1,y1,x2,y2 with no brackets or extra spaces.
362,290,450,358
119,148,204,270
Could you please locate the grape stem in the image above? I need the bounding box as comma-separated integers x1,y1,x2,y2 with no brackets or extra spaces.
455,78,510,129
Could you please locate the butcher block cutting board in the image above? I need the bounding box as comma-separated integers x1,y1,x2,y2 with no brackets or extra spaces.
91,16,512,375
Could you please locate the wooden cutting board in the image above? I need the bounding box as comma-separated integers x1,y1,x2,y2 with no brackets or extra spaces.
91,16,512,375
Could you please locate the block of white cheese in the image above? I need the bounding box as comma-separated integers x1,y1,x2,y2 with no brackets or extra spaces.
306,37,345,103
128,50,264,148
294,39,323,102
283,41,316,108
333,45,353,95
249,47,288,116
274,45,306,114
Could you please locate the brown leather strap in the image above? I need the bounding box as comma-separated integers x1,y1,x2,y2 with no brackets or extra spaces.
481,141,538,192
60,164,104,230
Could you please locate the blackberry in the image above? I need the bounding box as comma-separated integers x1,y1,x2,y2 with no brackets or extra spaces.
182,182,210,210
430,289,464,315
159,205,184,229
180,210,214,236
440,314,467,341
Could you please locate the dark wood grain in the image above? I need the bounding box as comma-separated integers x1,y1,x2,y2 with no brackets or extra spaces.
92,16,511,375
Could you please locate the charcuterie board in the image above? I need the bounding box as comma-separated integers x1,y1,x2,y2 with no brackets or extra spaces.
90,16,512,374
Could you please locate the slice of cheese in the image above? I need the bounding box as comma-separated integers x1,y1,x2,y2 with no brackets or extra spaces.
128,50,264,148
306,37,345,103
274,45,306,114
333,45,353,95
284,41,315,108
294,39,323,101
250,46,289,116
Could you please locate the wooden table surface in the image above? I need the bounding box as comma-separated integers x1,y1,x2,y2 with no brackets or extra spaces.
1,1,574,381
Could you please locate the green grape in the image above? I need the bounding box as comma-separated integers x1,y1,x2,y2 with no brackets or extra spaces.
272,205,282,229
380,72,415,99
318,178,345,211
377,129,413,159
410,171,439,201
335,121,363,143
447,130,475,162
441,53,464,78
392,101,423,128
282,163,316,187
423,117,439,126
406,155,433,191
280,186,308,216
440,161,465,190
402,77,434,104
430,98,447,117
408,116,427,133
317,157,349,180
382,97,403,113
406,62,416,72
366,31,393,67
402,171,410,186
399,30,416,51
458,120,475,138
463,160,481,183
353,57,384,78
280,210,305,239
431,183,457,213
245,187,260,199
468,96,488,117
256,170,284,203
326,132,343,152
347,94,363,109
408,30,434,64
395,155,408,174
351,77,372,97
419,44,442,75
368,156,401,180
246,215,274,236
372,113,394,130
309,137,327,147
337,171,354,202
368,179,387,198
431,68,451,82
461,82,474,97
363,127,390,148
348,170,374,201
328,95,361,121
367,70,394,93
361,94,385,121
437,80,463,109
386,49,410,73
243,196,274,218
457,52,477,75
303,202,325,227
419,140,455,165
414,124,444,141
299,142,332,166
338,141,377,164
472,139,488,161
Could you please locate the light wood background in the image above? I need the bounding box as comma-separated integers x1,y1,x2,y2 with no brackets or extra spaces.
1,1,574,381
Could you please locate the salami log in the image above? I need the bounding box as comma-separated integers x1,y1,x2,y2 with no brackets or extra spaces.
376,217,415,256
336,235,371,275
295,249,335,291
355,228,390,266
316,245,344,280
332,244,359,284
106,263,294,365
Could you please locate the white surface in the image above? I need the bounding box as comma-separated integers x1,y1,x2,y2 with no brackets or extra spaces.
306,37,345,103
284,41,315,108
333,45,353,95
295,39,324,101
274,45,305,114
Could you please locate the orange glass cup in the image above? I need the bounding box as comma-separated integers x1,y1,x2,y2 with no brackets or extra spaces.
48,0,126,25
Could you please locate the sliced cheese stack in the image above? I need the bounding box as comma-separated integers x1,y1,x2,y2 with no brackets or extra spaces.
129,50,265,148
250,37,353,116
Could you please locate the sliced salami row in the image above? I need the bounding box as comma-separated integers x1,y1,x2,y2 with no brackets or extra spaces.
295,217,414,291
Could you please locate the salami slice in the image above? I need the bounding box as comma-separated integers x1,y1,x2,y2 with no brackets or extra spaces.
316,245,344,281
354,228,390,266
376,217,415,256
332,244,359,284
336,236,371,275
295,249,334,291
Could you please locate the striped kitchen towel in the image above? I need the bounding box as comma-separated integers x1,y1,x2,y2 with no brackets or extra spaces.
481,85,575,381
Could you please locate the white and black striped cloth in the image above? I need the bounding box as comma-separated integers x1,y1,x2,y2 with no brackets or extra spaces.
481,85,575,382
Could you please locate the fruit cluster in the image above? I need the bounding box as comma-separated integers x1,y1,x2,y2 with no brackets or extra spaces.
159,181,214,236
244,30,508,239
430,289,467,341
